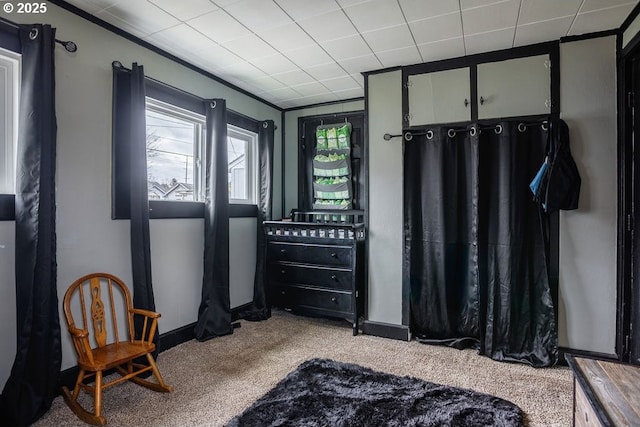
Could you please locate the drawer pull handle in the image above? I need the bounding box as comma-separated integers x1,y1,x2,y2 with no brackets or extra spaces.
280,249,287,254
331,275,337,281
330,252,337,258
331,297,337,303
281,291,286,295
281,270,286,274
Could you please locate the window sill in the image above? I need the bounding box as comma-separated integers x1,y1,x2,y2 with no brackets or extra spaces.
116,200,258,220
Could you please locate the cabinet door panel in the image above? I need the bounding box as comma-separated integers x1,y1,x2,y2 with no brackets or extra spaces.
408,67,471,126
477,54,550,119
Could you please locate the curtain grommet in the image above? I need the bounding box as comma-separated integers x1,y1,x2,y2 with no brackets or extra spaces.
469,126,477,136
447,129,456,138
517,123,526,132
426,130,434,140
542,121,549,131
404,131,413,141
210,101,216,109
262,122,269,128
29,28,39,40
495,124,503,135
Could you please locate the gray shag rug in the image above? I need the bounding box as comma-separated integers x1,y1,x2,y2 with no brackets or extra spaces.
226,358,523,427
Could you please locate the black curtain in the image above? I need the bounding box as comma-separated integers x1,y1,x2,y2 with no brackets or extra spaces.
404,127,481,349
195,99,233,340
112,62,157,347
0,24,61,426
405,121,557,367
240,120,275,321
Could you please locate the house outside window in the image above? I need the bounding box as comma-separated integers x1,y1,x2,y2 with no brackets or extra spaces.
227,124,257,205
145,97,204,202
0,49,20,195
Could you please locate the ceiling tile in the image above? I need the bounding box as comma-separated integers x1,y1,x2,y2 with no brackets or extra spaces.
410,12,462,44
98,1,181,37
321,35,373,60
217,60,268,81
272,69,317,86
460,0,507,10
145,24,218,57
336,0,372,7
291,81,330,97
580,0,638,13
256,23,316,52
297,9,358,42
344,0,406,32
222,34,277,61
320,76,361,92
285,44,334,68
283,93,340,107
63,0,114,15
518,0,582,25
362,24,415,53
191,43,244,71
262,86,305,101
418,37,466,62
464,27,515,55
350,73,365,87
338,54,383,74
461,0,520,35
187,9,251,44
398,0,461,22
570,3,637,35
376,46,422,68
250,76,287,93
306,62,349,81
223,0,294,31
148,0,219,21
514,16,574,46
274,0,342,21
331,88,364,99
250,54,299,75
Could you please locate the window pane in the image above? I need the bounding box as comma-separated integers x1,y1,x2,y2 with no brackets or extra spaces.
146,107,198,201
228,135,247,200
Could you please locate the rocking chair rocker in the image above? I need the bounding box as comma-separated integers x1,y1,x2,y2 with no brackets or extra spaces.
61,273,173,425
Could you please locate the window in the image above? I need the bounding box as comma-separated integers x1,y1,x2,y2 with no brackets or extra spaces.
0,48,20,195
227,124,258,205
145,98,205,202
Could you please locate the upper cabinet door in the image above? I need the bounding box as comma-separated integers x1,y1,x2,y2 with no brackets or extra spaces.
407,67,471,126
477,54,551,119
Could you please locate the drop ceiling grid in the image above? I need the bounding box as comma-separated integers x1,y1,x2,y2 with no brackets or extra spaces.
60,0,639,108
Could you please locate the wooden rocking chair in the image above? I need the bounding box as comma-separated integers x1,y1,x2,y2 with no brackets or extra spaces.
61,273,173,425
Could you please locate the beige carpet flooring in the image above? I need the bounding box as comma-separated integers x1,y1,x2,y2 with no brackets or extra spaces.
34,310,573,426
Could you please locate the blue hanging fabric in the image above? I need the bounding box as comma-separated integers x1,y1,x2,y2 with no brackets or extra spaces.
529,158,547,195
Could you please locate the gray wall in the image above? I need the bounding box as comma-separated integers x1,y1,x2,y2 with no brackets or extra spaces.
364,37,619,354
0,3,282,382
558,36,618,355
366,71,404,325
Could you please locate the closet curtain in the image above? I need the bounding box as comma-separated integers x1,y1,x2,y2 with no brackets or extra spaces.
239,120,275,321
0,24,61,427
195,99,233,340
112,62,158,348
405,120,558,367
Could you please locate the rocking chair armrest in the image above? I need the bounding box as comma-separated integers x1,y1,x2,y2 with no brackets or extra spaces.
68,325,89,339
129,308,161,319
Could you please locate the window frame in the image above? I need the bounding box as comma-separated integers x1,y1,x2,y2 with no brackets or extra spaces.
227,123,258,206
0,23,21,222
112,78,260,220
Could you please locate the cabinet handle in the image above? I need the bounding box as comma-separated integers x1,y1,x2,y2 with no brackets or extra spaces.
464,98,469,107
330,252,337,258
280,249,286,254
281,270,286,275
479,96,485,105
331,275,337,281
331,297,337,303
281,290,286,295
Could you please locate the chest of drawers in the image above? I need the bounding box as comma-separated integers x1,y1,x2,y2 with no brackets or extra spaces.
264,220,365,335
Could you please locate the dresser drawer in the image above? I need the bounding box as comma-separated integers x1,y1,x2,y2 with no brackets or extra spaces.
269,264,352,291
272,285,353,314
575,380,603,427
267,242,352,267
